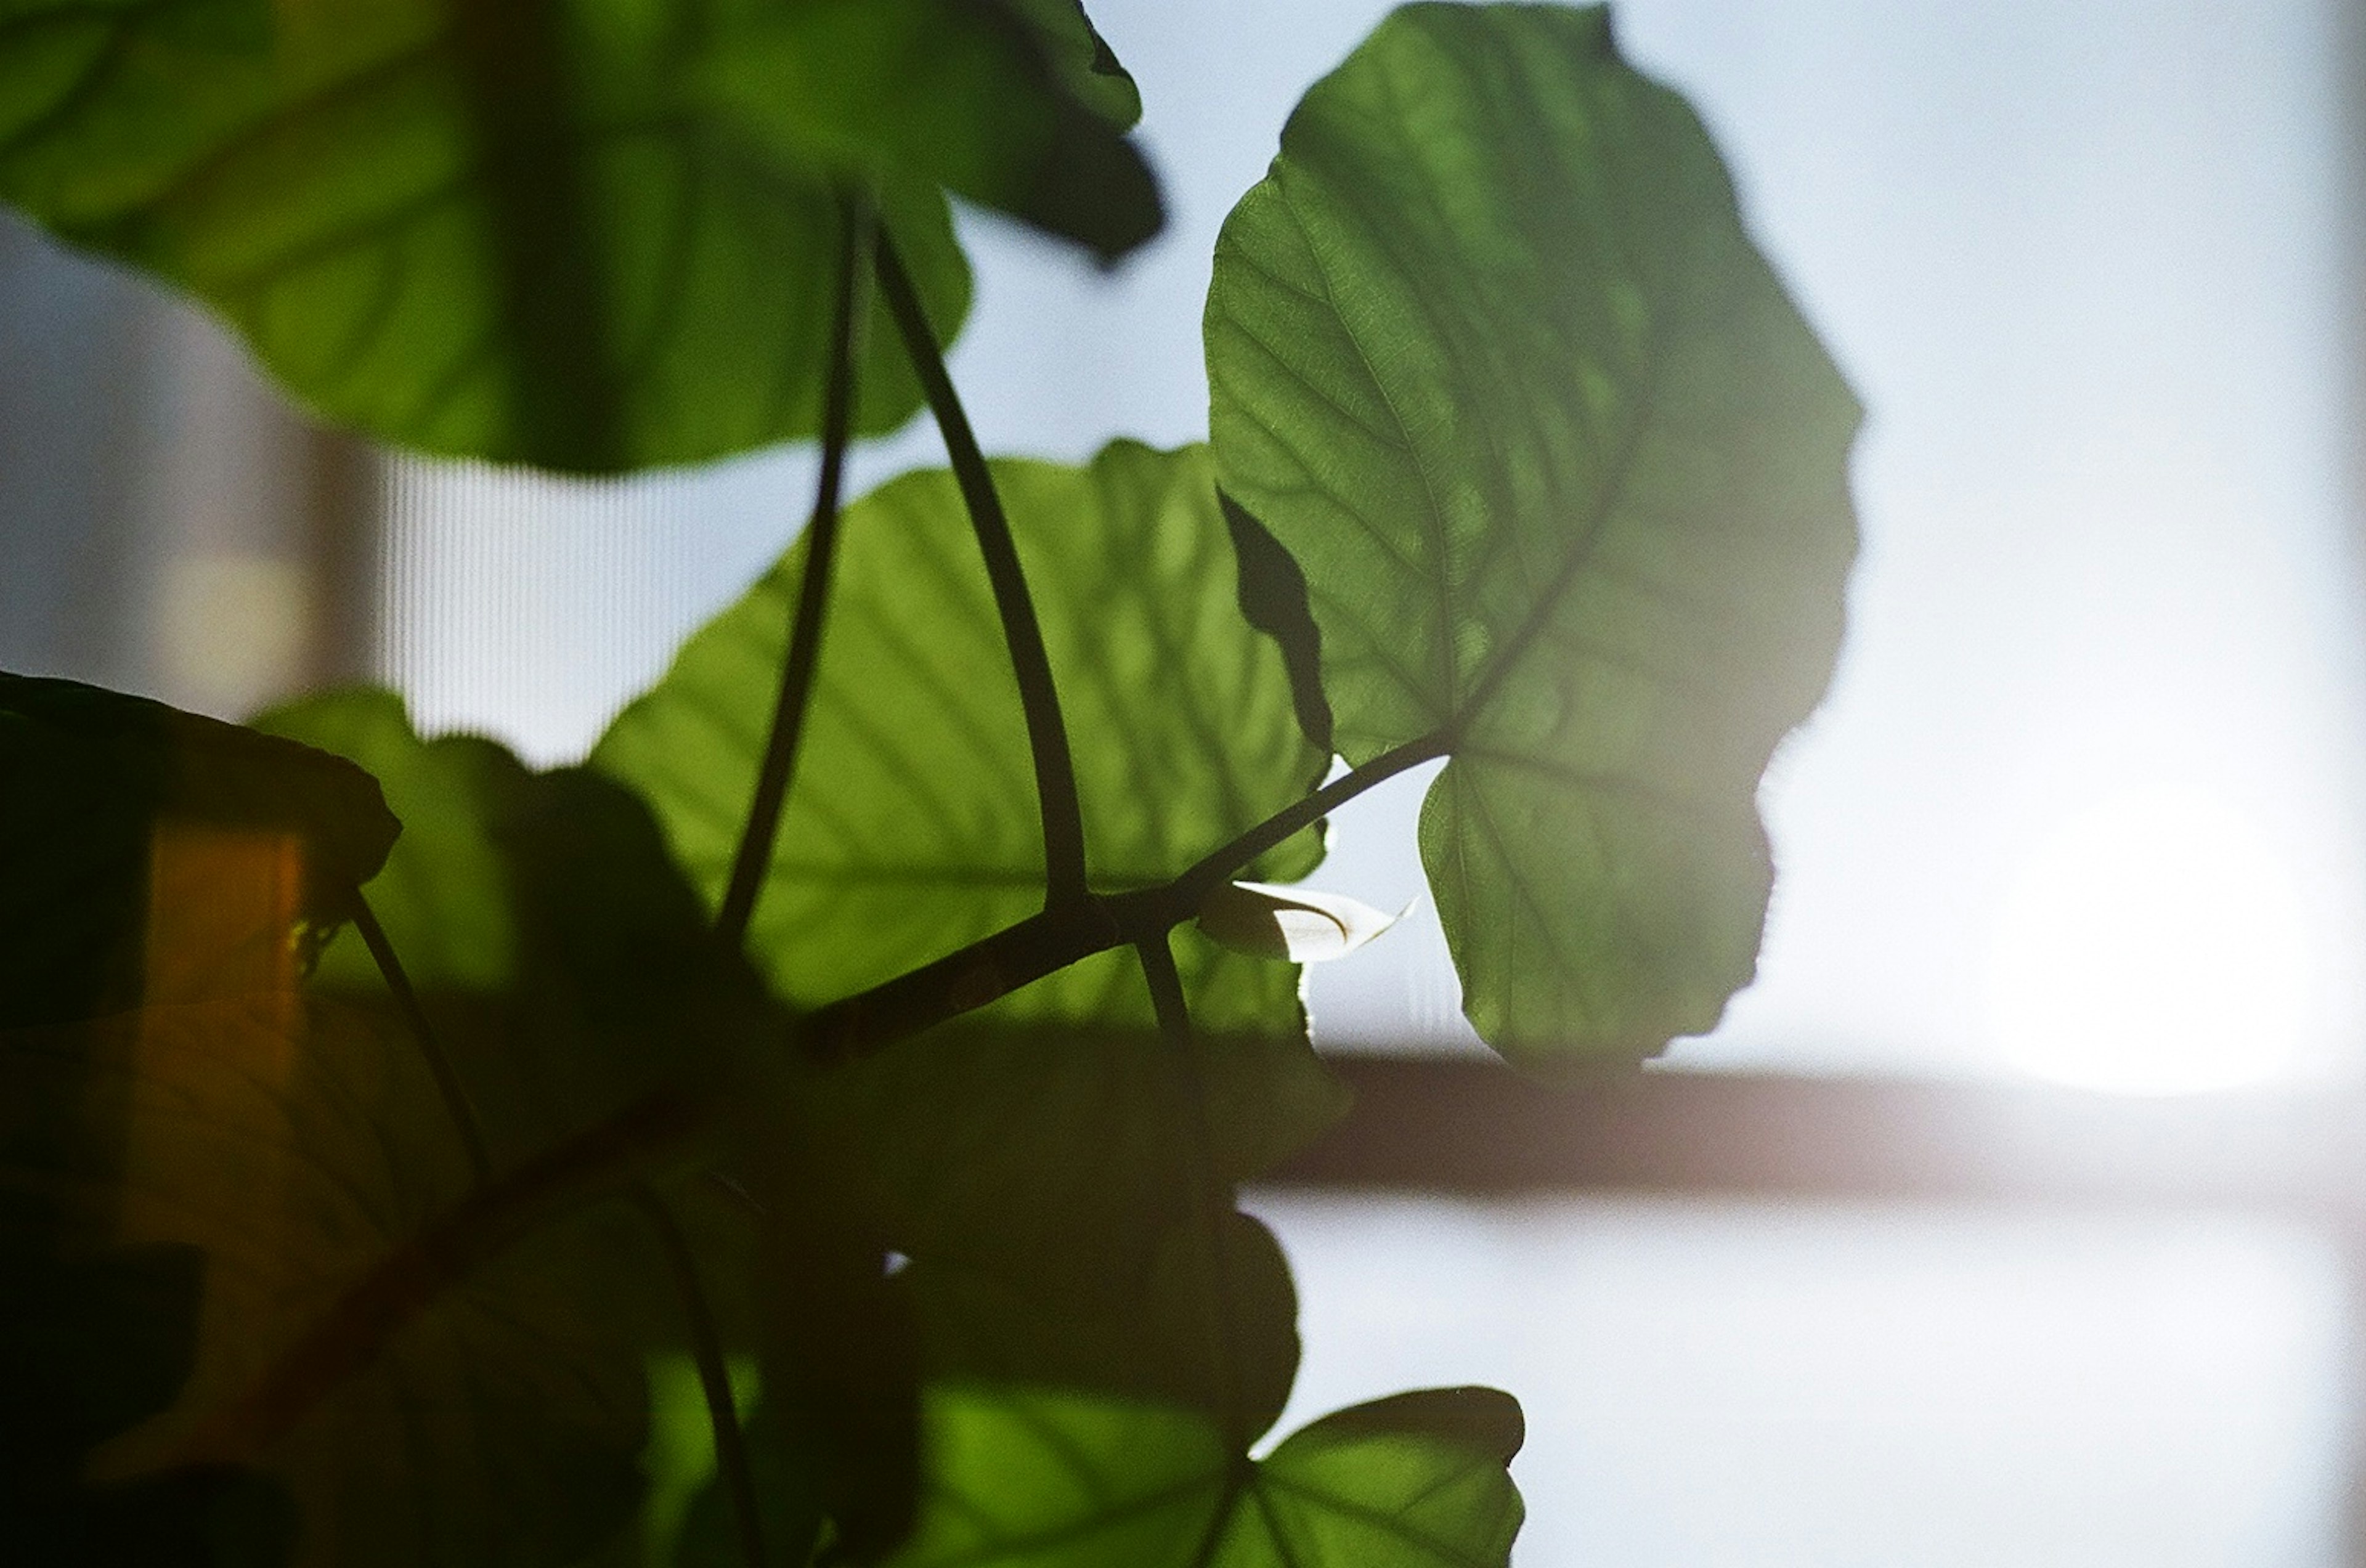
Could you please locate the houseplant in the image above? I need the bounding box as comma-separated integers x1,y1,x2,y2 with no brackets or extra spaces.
0,2,1857,1561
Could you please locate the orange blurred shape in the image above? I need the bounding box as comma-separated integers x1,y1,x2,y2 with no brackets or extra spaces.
144,820,307,1020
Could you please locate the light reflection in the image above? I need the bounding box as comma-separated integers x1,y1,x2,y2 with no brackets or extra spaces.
1988,787,2316,1095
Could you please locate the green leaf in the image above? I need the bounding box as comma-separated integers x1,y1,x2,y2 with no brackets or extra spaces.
1,672,397,1028
884,1384,1524,1568
696,0,1161,262
1005,0,1142,131
808,1015,1343,1303
905,1209,1300,1447
593,439,1329,1036
253,689,925,1562
1205,3,1859,1068
2,997,653,1567
668,1395,825,1568
0,0,974,470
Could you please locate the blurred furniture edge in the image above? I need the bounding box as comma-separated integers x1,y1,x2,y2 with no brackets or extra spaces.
1272,1055,2366,1217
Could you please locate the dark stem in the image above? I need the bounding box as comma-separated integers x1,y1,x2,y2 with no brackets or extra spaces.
633,1186,765,1568
804,731,1450,1058
193,1089,706,1458
208,729,1457,1445
1120,731,1452,933
1136,933,1251,1452
717,190,872,950
351,893,492,1187
872,230,1090,909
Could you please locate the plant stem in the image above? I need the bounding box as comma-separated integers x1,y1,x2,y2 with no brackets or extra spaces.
206,728,1455,1445
872,230,1090,910
633,1186,765,1568
1136,935,1249,1452
717,190,872,951
1142,732,1452,927
351,893,492,1187
802,731,1449,1058
192,1088,707,1459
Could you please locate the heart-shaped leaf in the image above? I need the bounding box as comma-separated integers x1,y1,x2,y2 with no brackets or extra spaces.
1206,4,1859,1069
594,439,1330,1036
884,1384,1523,1568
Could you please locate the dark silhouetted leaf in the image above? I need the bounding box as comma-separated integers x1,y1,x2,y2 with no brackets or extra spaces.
812,1019,1343,1301
669,1399,825,1568
251,689,923,1561
251,689,784,1160
2,998,651,1568
1219,494,1332,757
1206,3,1859,1069
906,1209,1299,1447
1,672,396,1028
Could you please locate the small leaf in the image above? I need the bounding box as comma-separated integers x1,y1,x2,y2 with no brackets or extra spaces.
1220,493,1333,758
1197,881,1399,964
1206,4,1859,1069
697,0,1162,262
882,1383,1524,1568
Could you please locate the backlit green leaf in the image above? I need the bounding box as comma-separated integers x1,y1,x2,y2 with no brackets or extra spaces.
0,0,977,470
885,1384,1523,1568
593,439,1329,1035
1206,3,1858,1068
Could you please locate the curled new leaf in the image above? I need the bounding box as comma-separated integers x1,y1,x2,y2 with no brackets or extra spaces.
1197,880,1399,964
1206,4,1860,1069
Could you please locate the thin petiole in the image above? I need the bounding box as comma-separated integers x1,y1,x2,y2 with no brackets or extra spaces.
1136,934,1250,1451
351,893,492,1187
717,188,874,951
872,229,1091,911
210,726,1460,1446
633,1186,765,1568
1157,732,1450,920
